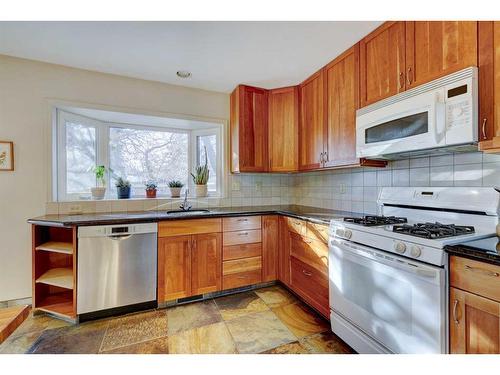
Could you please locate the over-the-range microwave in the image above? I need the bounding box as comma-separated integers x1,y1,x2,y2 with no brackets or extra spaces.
356,67,478,160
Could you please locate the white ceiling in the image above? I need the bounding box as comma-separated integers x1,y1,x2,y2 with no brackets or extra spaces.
0,21,382,93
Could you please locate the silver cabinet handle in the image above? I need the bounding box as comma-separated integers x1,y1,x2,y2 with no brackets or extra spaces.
302,270,312,277
453,299,459,324
482,118,487,139
465,264,499,277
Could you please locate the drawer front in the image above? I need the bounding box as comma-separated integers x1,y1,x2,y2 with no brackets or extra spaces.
450,256,500,302
159,218,221,237
306,222,329,243
290,256,329,318
223,270,262,290
223,256,262,275
223,243,262,261
223,229,262,246
290,233,328,274
223,216,261,232
284,217,307,236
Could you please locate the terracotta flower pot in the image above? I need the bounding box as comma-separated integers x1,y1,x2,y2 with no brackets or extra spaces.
146,189,157,198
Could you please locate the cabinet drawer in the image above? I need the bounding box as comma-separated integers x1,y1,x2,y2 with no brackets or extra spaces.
290,256,329,318
284,217,307,236
223,270,262,290
159,218,221,237
223,243,262,261
223,229,261,246
290,233,328,274
450,256,500,302
223,216,261,232
223,256,262,275
306,222,329,243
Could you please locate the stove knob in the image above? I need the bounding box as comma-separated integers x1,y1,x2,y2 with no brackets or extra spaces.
344,229,352,239
410,245,422,258
394,241,407,254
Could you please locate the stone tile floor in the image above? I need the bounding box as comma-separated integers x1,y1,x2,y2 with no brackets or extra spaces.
0,285,354,354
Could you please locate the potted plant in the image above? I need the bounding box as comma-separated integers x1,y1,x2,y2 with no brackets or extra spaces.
115,177,131,199
191,146,210,197
91,165,107,200
145,181,158,198
168,180,184,198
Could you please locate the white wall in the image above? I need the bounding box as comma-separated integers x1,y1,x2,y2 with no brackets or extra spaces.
0,54,229,301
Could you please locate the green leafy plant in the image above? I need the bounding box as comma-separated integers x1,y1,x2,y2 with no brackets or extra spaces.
191,146,210,185
92,165,106,187
168,180,184,188
115,177,131,188
145,181,157,190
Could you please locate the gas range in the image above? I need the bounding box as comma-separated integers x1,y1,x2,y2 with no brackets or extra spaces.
330,188,500,267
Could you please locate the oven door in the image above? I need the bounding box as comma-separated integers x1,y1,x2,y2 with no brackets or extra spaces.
329,238,446,353
356,89,446,158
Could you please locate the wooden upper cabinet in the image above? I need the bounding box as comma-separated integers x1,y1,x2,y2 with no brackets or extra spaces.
191,233,222,295
268,86,299,172
360,21,406,107
324,45,360,167
230,85,269,173
406,21,478,88
299,70,326,170
450,287,500,354
478,21,500,152
158,236,191,302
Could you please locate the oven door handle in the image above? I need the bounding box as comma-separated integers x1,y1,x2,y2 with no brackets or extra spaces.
331,239,441,281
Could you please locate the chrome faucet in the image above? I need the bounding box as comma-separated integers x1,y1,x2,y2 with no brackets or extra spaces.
179,189,192,211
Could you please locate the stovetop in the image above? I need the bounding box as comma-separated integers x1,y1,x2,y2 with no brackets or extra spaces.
344,215,407,226
392,222,475,240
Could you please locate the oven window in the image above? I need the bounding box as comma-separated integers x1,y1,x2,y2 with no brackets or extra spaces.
365,112,428,144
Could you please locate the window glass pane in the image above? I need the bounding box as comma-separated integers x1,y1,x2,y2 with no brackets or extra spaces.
109,127,189,197
65,122,96,195
197,134,217,192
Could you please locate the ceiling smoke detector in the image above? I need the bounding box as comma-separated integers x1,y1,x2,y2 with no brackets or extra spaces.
176,71,192,78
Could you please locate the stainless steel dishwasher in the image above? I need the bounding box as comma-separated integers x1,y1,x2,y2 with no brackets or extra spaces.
77,223,157,317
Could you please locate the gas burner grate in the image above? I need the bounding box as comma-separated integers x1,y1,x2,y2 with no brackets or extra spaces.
344,215,408,226
392,222,475,239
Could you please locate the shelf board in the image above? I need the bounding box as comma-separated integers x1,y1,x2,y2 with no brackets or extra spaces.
36,292,74,318
36,268,73,289
35,241,73,255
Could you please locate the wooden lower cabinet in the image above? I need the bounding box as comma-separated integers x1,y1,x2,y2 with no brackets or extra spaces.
450,287,500,354
157,225,222,303
191,233,222,295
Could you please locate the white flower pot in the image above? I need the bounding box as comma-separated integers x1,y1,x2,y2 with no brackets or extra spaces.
91,187,106,200
194,184,208,198
169,187,182,198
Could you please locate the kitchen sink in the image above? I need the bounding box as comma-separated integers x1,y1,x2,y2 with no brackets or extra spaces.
166,209,210,214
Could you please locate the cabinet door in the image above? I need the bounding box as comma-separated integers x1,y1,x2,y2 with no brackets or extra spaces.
478,21,500,151
278,217,291,286
450,287,500,354
262,215,279,282
230,85,269,172
299,70,326,170
158,235,191,302
360,21,406,107
324,45,360,167
191,233,222,295
406,21,477,89
268,86,299,172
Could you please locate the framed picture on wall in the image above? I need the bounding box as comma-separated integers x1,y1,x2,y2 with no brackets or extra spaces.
0,141,14,171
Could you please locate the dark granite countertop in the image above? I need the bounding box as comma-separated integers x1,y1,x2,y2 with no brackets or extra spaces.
27,204,364,227
445,236,500,266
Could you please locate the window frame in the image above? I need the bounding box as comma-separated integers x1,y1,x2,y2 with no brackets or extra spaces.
55,109,223,201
